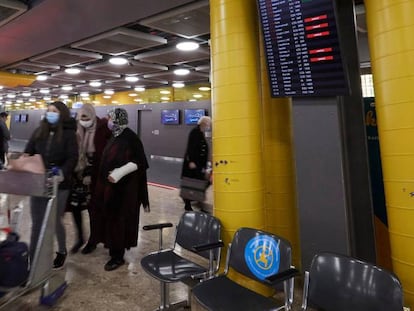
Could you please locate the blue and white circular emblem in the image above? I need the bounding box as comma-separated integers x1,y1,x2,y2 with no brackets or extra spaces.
244,235,280,280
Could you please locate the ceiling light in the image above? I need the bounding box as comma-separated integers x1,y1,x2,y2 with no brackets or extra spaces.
22,92,31,97
80,92,89,97
176,41,200,51
43,96,51,101
36,75,48,81
199,86,211,91
172,82,185,88
125,76,139,82
193,94,203,98
160,90,170,94
0,86,3,90
29,98,36,102
189,99,196,102
128,93,138,97
109,57,128,65
16,99,23,103
6,94,16,98
161,96,170,101
89,81,102,87
174,69,190,76
61,86,73,91
103,95,111,99
134,87,145,92
134,98,143,102
104,89,114,95
39,89,50,94
65,68,81,74
60,95,69,99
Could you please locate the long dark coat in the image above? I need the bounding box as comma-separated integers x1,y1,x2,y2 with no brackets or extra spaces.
94,127,149,250
24,119,78,190
181,125,209,180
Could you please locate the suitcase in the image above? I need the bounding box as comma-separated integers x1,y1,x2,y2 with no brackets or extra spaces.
0,232,30,288
180,177,210,202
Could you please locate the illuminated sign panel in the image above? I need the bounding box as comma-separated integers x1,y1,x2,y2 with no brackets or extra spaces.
258,0,349,97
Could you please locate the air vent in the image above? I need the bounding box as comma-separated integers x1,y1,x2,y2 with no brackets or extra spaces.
71,27,167,55
135,46,209,65
0,0,27,28
139,0,209,39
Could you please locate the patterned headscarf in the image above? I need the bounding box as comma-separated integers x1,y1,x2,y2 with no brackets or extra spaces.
108,107,128,137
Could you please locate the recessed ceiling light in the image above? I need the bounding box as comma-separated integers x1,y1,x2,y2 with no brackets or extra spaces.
172,82,185,88
193,94,203,98
80,92,89,97
104,89,114,95
65,68,81,75
16,99,23,103
43,96,51,101
7,94,16,98
36,75,48,81
189,99,196,102
89,81,102,87
174,69,190,76
128,93,138,97
199,86,211,91
161,96,170,101
109,57,128,65
134,87,145,92
29,98,36,102
176,41,200,51
39,89,50,94
103,95,111,99
60,94,69,99
61,85,73,91
125,76,139,82
22,92,31,97
134,98,143,102
160,90,170,94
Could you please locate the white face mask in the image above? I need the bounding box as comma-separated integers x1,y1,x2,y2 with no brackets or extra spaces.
79,119,93,128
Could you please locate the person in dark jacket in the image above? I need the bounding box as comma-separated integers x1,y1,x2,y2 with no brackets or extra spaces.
24,101,78,269
94,107,150,271
181,116,211,211
67,103,111,254
0,112,10,167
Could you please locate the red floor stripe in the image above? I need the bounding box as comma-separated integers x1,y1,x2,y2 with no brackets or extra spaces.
147,182,178,190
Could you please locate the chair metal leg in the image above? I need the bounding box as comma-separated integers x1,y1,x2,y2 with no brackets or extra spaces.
154,281,189,311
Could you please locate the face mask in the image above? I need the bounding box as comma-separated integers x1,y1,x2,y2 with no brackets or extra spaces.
79,119,93,128
46,112,60,124
107,120,114,131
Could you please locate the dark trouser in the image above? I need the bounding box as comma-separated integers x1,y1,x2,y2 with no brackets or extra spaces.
184,199,192,210
71,208,84,243
109,249,125,260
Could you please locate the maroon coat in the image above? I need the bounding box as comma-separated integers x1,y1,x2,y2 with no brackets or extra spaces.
94,127,149,250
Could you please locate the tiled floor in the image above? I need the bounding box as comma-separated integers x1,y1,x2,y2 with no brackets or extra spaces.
1,185,308,311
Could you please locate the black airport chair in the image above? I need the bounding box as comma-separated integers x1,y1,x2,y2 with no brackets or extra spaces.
140,211,222,311
301,252,404,311
192,227,299,311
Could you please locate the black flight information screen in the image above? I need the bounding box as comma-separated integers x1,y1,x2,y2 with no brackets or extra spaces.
257,0,349,97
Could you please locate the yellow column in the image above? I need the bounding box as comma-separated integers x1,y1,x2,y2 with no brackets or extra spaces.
0,71,36,87
210,0,266,293
259,48,300,268
365,0,414,306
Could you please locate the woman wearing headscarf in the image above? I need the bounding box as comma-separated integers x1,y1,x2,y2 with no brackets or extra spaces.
68,103,111,254
94,108,150,271
24,101,78,269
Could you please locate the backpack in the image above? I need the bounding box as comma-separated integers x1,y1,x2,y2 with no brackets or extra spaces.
0,232,30,288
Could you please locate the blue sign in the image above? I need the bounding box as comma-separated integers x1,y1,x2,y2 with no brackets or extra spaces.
244,235,280,280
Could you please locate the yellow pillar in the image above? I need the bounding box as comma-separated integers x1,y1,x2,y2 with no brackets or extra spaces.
259,47,300,268
365,0,414,306
210,0,266,293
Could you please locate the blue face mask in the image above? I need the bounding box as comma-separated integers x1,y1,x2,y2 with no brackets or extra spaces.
46,111,60,124
107,120,114,131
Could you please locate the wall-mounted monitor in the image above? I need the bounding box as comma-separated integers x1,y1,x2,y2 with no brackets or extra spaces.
161,109,180,125
257,0,349,97
14,114,20,122
20,114,29,123
184,109,206,125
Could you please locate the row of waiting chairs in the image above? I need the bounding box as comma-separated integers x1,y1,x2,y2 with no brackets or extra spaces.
140,211,404,311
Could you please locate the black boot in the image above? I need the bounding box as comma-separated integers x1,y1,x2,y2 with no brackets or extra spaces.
184,199,193,211
53,252,67,270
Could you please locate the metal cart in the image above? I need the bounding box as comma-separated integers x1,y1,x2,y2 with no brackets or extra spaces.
0,170,67,309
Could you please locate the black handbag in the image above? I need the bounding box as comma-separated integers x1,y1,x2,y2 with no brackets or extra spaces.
179,177,210,202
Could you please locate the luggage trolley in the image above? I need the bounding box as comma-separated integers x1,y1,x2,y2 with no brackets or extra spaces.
0,169,67,309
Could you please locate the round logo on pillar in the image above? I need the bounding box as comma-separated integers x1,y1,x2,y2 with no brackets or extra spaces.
244,235,280,280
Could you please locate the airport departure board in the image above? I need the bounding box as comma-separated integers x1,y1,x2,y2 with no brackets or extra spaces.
257,0,349,97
